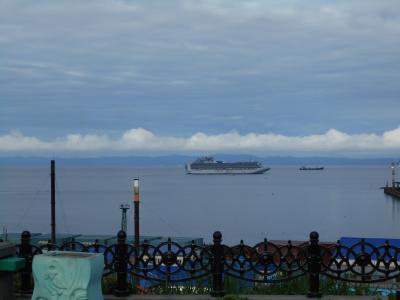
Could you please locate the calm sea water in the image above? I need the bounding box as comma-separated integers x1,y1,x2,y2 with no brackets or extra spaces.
0,166,398,244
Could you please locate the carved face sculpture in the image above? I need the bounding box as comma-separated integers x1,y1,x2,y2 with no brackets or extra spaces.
43,259,67,297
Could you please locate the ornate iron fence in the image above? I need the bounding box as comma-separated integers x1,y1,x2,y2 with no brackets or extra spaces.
15,230,400,298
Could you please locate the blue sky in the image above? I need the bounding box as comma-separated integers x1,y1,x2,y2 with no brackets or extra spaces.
1,0,400,156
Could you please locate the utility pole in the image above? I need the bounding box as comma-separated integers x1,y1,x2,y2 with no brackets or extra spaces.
120,204,130,233
51,160,56,244
133,179,140,250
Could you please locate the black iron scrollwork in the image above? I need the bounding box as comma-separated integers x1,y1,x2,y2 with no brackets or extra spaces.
129,238,211,282
322,238,400,283
224,239,307,283
14,230,400,298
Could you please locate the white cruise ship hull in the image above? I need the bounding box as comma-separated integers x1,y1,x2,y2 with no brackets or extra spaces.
186,167,270,175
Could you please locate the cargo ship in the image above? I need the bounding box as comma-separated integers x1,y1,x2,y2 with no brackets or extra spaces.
185,157,270,174
299,166,324,171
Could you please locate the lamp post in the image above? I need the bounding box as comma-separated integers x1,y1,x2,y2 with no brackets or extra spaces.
392,162,395,188
133,179,140,250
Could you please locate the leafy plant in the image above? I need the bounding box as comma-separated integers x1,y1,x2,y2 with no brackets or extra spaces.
221,295,248,300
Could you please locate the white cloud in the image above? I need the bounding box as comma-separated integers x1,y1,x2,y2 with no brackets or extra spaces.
0,127,399,156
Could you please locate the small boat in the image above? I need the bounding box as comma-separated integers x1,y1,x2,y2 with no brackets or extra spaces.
299,166,324,171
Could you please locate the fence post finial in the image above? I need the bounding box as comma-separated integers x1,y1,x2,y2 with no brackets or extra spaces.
114,230,130,297
211,231,224,297
307,231,322,298
20,230,33,293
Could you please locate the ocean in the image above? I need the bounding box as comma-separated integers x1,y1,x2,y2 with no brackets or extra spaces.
0,165,398,245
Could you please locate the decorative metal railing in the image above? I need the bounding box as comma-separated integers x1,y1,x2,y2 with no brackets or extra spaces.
14,230,400,298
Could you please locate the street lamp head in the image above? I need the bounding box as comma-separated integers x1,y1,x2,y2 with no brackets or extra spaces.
133,178,139,194
133,179,140,203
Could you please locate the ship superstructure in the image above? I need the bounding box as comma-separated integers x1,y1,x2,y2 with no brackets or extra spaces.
185,157,270,174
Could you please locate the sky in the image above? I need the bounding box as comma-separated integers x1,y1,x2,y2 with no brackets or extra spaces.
1,0,400,156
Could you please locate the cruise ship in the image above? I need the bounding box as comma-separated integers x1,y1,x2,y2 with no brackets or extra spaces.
185,157,270,174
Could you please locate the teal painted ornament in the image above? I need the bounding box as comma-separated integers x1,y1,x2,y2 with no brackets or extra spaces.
32,251,104,300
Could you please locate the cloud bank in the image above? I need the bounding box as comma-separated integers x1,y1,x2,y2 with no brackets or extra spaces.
1,1,400,138
1,128,400,156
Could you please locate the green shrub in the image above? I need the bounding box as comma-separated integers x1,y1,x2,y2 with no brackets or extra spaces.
221,295,249,300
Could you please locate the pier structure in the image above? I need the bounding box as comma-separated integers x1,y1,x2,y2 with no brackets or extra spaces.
4,232,203,247
384,185,400,199
384,162,400,199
